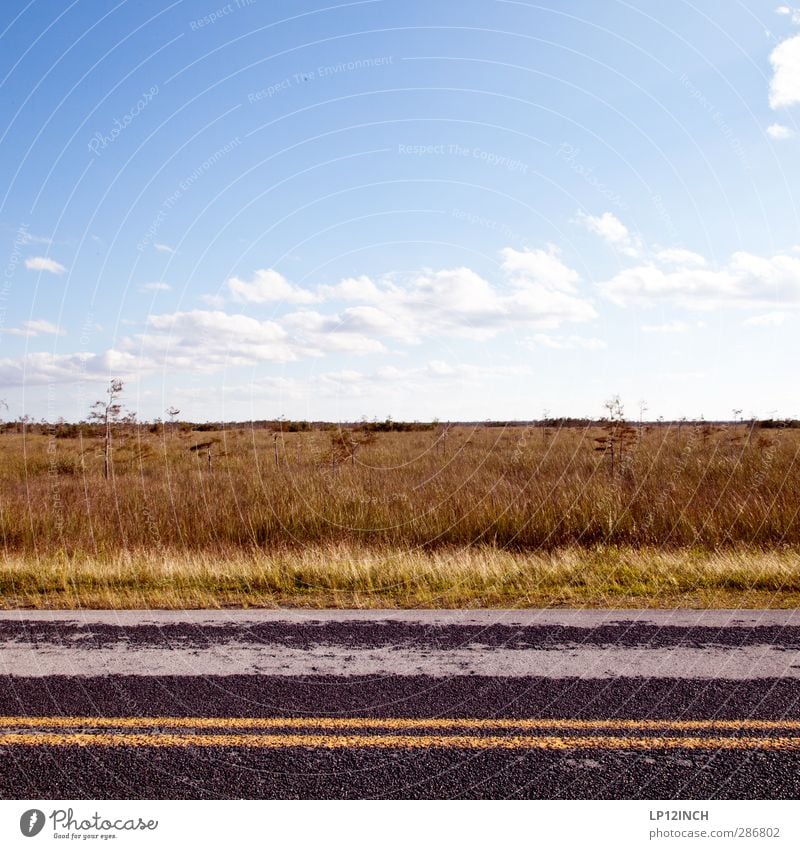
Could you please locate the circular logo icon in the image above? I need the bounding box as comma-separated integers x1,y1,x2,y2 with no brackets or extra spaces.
19,810,45,837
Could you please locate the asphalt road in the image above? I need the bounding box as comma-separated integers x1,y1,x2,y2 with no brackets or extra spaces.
1,609,800,799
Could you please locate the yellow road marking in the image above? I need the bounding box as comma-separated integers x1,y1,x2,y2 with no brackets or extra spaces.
0,716,799,732
2,716,799,750
0,732,799,750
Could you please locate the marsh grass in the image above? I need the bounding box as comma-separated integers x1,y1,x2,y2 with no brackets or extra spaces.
1,422,798,607
5,422,797,550
2,545,799,608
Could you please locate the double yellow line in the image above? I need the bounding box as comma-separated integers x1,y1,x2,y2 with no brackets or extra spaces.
1,716,799,750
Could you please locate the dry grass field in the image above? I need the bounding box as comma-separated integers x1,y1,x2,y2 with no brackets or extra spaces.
1,419,798,608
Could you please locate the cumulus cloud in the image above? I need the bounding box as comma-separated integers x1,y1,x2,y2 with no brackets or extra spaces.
500,246,580,290
200,293,226,308
654,248,707,267
214,248,594,343
577,211,641,257
281,310,388,355
770,35,800,109
25,256,66,275
600,249,800,309
641,320,693,334
4,319,65,337
767,122,796,139
0,246,597,386
0,350,137,386
583,214,800,310
131,310,300,370
319,275,381,302
526,333,606,350
0,309,304,386
297,251,595,345
227,269,318,305
24,319,64,336
438,255,594,331
742,311,789,326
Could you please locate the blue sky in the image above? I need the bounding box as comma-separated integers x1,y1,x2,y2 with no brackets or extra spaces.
2,0,800,422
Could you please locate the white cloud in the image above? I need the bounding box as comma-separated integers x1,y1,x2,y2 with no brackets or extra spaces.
770,35,800,109
742,311,789,326
577,211,641,257
299,253,596,346
775,4,800,23
600,250,800,309
593,215,800,311
25,256,66,275
501,246,580,291
420,258,595,333
282,309,388,355
200,293,226,308
4,319,66,337
427,359,457,377
0,350,134,386
0,308,304,385
0,246,597,386
26,320,64,336
654,248,707,267
526,333,606,350
212,249,595,348
319,275,381,302
319,360,528,398
154,243,174,254
20,232,52,247
767,122,796,139
132,310,300,369
408,267,507,327
333,306,403,337
141,282,171,292
641,320,692,334
166,375,305,405
129,308,385,372
227,269,318,305
321,369,366,386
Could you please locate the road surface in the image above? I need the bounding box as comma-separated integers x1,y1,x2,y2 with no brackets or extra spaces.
1,609,799,798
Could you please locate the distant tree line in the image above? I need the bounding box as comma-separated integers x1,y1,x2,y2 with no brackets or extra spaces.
4,416,800,437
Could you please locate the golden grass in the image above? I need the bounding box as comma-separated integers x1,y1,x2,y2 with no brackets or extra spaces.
2,422,798,552
1,422,798,607
2,544,800,609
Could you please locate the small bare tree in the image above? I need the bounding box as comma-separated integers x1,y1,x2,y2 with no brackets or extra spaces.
434,420,452,455
89,379,125,480
541,408,553,444
166,406,180,436
594,395,637,476
638,399,648,437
